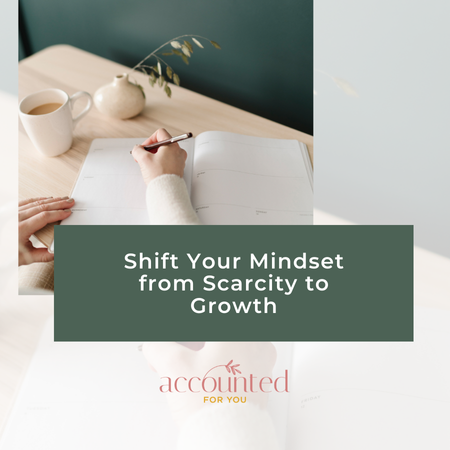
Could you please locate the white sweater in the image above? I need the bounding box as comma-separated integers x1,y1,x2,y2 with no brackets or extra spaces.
146,174,201,225
147,175,281,449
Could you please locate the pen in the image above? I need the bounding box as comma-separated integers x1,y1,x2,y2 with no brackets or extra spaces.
129,132,193,154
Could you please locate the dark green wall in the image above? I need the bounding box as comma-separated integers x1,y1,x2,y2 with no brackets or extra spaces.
19,0,312,135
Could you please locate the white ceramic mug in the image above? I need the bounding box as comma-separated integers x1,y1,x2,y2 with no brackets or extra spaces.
19,88,93,157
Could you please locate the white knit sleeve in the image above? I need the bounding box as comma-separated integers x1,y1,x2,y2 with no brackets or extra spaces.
146,174,201,225
177,403,281,450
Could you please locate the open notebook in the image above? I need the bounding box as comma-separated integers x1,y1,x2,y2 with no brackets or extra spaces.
2,307,449,449
60,131,313,227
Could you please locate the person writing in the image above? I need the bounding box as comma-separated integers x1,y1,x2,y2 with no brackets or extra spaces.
132,128,201,225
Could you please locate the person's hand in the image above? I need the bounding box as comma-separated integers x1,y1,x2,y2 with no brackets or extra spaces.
18,196,74,266
132,128,187,185
142,342,277,427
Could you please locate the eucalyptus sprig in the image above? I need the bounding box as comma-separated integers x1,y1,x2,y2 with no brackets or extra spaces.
128,35,221,99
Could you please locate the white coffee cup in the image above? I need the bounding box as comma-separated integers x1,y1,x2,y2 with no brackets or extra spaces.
19,88,93,157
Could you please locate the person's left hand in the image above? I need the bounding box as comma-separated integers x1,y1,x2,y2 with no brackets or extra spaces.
19,196,74,266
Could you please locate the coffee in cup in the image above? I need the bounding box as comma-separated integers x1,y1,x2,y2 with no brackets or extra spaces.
19,88,93,157
27,103,64,115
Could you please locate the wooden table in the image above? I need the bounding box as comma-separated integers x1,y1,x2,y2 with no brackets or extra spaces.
19,45,314,247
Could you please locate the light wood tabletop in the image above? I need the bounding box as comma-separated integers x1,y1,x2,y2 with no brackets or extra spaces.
19,45,314,247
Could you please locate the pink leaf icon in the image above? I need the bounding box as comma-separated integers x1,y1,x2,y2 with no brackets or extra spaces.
221,360,241,376
224,360,234,373
230,364,241,375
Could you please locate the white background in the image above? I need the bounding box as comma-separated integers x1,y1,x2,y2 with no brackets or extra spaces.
314,0,450,257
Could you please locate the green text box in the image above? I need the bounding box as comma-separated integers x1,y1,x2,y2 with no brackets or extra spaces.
54,225,413,341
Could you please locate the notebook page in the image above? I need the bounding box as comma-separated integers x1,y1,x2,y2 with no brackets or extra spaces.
286,307,450,449
191,131,313,225
61,137,195,226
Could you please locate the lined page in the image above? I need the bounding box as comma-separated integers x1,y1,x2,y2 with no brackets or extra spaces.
191,132,313,225
61,138,195,226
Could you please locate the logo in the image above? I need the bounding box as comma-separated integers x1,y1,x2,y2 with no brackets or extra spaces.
159,360,288,404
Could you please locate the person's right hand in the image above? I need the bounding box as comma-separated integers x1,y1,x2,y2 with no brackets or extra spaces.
132,128,187,185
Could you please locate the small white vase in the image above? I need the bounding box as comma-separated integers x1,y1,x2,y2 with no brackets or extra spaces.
94,73,145,119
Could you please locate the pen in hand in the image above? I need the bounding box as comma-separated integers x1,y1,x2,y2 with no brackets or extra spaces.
130,132,193,154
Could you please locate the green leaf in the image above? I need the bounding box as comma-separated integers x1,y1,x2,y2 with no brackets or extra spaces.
192,38,204,48
164,84,172,98
158,74,165,87
181,45,191,57
184,40,194,53
210,40,221,49
151,66,159,73
157,61,162,75
170,41,181,49
149,70,157,86
166,66,173,79
172,49,182,56
173,73,180,86
162,51,173,56
181,54,189,65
